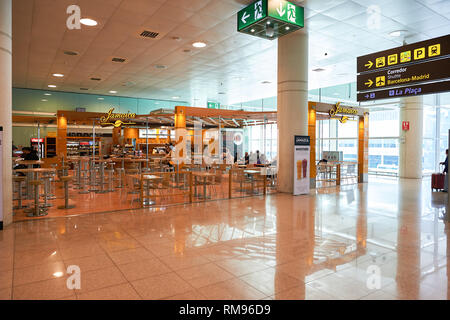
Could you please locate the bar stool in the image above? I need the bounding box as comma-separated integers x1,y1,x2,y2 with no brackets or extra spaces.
58,176,75,209
27,180,48,217
106,163,115,192
13,176,27,210
79,166,90,194
116,167,125,188
40,173,53,207
125,169,140,194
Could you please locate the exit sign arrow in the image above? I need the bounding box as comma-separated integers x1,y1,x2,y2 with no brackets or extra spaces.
276,2,285,17
241,11,250,24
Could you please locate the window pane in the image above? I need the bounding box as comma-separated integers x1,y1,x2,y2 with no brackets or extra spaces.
369,109,399,137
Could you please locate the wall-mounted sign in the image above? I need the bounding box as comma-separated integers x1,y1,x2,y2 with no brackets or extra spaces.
293,135,310,196
357,58,450,92
207,102,220,109
100,108,136,127
357,35,450,102
328,102,359,123
237,0,304,40
30,138,44,143
402,121,410,131
357,34,450,73
357,80,450,102
323,151,343,162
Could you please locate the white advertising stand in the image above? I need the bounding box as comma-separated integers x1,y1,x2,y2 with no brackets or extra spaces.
293,135,310,196
0,127,3,230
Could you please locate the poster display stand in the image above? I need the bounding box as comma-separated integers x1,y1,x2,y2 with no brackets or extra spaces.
293,135,310,196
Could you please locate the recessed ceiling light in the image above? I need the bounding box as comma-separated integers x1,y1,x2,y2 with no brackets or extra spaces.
98,97,104,100
267,21,271,25
172,96,180,99
389,30,407,37
44,93,52,96
250,29,255,33
52,73,64,77
285,26,290,30
41,99,48,102
192,42,206,48
80,18,98,26
48,84,57,88
109,90,117,94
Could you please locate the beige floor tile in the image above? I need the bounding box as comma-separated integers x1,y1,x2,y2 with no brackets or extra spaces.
99,238,142,253
77,283,141,300
239,267,302,296
177,263,235,289
76,265,127,294
197,278,266,300
214,257,270,277
360,290,397,300
63,253,114,273
14,249,63,268
0,256,13,272
59,243,105,260
160,252,210,271
272,284,337,300
108,247,155,265
13,261,66,286
131,272,193,300
117,258,171,281
13,278,76,300
164,290,206,300
0,271,13,290
0,288,12,300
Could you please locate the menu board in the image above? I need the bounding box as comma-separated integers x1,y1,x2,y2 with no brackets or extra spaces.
139,129,157,138
293,135,310,196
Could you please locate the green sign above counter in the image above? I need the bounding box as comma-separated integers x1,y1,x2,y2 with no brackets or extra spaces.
237,0,304,40
207,102,220,109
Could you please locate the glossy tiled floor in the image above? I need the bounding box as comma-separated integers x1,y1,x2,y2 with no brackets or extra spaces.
1,176,449,300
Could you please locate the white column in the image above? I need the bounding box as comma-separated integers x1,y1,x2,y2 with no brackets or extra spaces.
0,0,12,226
277,29,308,193
399,96,423,179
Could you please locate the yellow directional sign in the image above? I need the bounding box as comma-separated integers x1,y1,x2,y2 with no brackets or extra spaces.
375,76,385,87
414,47,426,60
429,44,440,57
365,79,373,87
365,61,373,69
376,57,385,68
388,54,397,65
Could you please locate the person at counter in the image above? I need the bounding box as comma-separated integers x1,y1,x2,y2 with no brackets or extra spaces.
14,147,40,174
244,152,249,165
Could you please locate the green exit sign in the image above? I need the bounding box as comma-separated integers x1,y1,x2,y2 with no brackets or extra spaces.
207,102,220,109
237,0,304,40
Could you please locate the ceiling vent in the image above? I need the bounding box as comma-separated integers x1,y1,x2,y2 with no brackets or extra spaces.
90,77,101,81
112,57,126,63
80,88,89,91
312,68,326,72
139,30,159,39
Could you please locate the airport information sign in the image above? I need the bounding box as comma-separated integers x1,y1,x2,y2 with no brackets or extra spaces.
237,0,304,40
356,34,450,102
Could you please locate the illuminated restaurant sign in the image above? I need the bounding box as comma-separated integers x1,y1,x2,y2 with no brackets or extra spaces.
328,102,359,123
100,108,136,127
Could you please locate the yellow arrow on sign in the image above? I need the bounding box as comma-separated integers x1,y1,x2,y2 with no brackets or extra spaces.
365,61,373,69
365,79,373,87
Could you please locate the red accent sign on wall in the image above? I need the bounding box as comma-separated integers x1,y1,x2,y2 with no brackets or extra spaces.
402,121,410,131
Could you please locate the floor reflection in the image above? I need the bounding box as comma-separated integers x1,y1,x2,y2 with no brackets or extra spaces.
0,176,448,300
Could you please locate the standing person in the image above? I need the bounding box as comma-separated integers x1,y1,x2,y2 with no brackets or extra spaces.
244,152,249,165
440,149,448,192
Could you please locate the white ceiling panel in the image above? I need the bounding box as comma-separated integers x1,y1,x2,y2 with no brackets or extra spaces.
12,0,450,105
